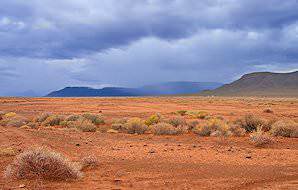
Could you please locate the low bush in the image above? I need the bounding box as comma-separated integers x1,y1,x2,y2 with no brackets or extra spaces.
124,117,148,134
228,125,246,137
236,114,267,132
193,119,232,137
168,116,186,127
176,110,187,116
250,128,272,147
34,112,51,123
145,113,162,126
82,113,104,125
187,120,199,130
151,122,186,135
187,111,209,119
42,115,64,126
71,119,97,132
4,147,82,180
270,120,298,138
81,155,98,169
263,108,273,113
66,114,81,122
5,116,29,128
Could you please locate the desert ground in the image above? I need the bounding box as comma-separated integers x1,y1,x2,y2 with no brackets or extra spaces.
0,97,298,189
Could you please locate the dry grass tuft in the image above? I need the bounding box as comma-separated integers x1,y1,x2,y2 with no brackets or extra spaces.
82,113,105,125
81,155,98,169
151,122,186,135
124,117,148,134
186,111,209,119
5,116,29,128
70,119,97,132
0,147,18,157
250,128,272,147
42,115,64,126
236,114,267,132
176,110,187,116
168,116,186,127
263,108,273,113
271,120,298,138
34,112,52,123
4,147,82,180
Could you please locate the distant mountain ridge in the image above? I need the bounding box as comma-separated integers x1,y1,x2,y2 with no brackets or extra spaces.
46,81,222,97
200,71,298,97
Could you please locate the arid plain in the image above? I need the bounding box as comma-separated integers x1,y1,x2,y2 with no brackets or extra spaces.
0,97,298,189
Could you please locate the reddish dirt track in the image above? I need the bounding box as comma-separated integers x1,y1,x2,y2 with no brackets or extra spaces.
0,97,298,189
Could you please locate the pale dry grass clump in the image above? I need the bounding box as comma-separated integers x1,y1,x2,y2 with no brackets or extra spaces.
193,119,231,137
81,155,98,169
5,116,29,128
250,128,272,147
270,120,298,138
66,114,82,122
168,116,187,127
82,113,105,125
151,122,186,135
4,147,82,180
70,119,97,132
186,111,209,119
124,117,148,134
236,114,267,132
34,112,52,123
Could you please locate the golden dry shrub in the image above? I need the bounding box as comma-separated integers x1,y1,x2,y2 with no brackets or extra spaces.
70,119,97,132
186,111,209,119
5,115,29,128
4,147,82,180
270,120,298,138
236,114,267,132
152,122,185,135
34,112,52,123
176,110,187,116
66,114,82,122
42,115,64,126
124,117,148,134
145,113,162,126
228,125,246,137
168,116,187,127
111,118,128,131
82,113,105,125
250,128,272,147
193,119,231,137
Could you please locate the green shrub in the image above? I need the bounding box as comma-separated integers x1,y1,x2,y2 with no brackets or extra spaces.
236,114,267,132
270,120,298,138
124,118,148,134
82,113,104,125
145,113,161,126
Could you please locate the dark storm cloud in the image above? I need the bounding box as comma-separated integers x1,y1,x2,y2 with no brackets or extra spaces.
1,0,298,58
0,0,298,96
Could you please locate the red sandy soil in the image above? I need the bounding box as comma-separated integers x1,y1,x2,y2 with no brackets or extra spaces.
0,97,298,189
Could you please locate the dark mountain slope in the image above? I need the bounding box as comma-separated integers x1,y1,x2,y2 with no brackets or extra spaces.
200,71,298,97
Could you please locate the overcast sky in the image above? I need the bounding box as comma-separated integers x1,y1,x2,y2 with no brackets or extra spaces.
1,0,298,96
